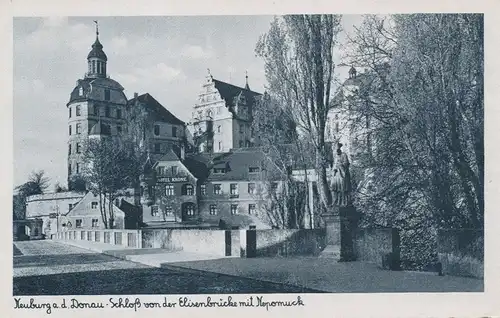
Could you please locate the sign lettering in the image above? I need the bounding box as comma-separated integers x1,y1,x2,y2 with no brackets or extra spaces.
157,176,188,183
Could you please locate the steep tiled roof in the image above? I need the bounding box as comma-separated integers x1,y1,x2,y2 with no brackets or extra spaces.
212,79,262,109
157,149,180,162
183,149,284,182
128,93,185,126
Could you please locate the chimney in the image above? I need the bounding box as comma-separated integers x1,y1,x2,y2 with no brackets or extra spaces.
134,92,138,99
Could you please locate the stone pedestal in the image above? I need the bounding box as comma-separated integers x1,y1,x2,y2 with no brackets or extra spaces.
320,206,357,261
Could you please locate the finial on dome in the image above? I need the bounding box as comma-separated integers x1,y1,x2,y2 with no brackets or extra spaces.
244,70,250,90
93,20,99,37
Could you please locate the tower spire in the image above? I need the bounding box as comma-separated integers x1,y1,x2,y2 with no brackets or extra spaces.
93,20,99,37
244,70,250,90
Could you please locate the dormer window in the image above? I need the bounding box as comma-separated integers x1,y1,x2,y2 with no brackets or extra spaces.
78,87,83,96
213,168,226,174
104,89,110,101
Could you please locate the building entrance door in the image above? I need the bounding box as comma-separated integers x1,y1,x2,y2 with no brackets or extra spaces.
181,202,196,222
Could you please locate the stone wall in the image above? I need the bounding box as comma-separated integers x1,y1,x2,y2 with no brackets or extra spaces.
245,229,326,257
354,227,400,267
437,228,483,278
141,229,235,257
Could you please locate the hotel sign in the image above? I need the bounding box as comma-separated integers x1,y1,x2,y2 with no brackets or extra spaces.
157,176,188,183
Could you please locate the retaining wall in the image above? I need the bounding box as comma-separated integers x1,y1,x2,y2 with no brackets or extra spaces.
437,228,483,278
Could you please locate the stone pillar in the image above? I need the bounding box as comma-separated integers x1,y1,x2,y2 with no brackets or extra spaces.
320,205,357,261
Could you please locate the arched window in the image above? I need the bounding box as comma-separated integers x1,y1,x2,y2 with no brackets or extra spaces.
182,184,194,196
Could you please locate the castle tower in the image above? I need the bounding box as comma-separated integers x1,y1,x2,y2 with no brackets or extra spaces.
66,21,128,186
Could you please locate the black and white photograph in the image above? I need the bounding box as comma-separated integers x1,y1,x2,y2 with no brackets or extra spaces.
6,4,496,316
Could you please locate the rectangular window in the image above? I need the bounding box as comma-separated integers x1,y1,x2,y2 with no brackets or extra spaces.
76,143,81,154
154,143,161,153
68,203,73,211
91,202,98,209
92,218,99,228
200,184,206,195
171,166,178,175
239,140,243,148
165,206,173,216
218,142,222,151
231,204,238,215
230,183,238,195
76,163,80,174
158,166,165,175
213,184,222,195
76,105,81,116
249,167,260,173
151,205,159,216
172,127,177,137
69,107,72,118
183,185,194,196
69,125,72,135
165,184,175,196
68,144,72,155
249,204,256,215
217,125,221,133
68,164,72,175
154,125,160,136
104,89,110,101
248,183,256,194
76,123,81,134
117,125,122,134
116,109,122,119
76,219,82,228
239,125,243,133
209,204,217,215
105,106,110,117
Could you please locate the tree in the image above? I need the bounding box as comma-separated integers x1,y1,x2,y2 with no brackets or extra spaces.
14,170,50,220
256,15,343,215
343,14,483,268
82,138,144,229
252,93,316,228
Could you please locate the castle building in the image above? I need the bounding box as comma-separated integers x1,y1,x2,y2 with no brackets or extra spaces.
67,26,128,182
66,25,187,185
189,70,261,153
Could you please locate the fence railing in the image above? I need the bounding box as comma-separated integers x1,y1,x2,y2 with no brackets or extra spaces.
55,229,142,249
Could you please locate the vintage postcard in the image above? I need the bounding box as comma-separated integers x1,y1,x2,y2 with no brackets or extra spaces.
2,0,499,317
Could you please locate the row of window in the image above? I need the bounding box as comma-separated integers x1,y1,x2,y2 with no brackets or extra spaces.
150,204,257,217
69,123,123,135
68,162,81,174
157,166,178,175
149,182,276,197
71,218,99,228
210,204,256,215
88,60,107,77
69,104,121,119
68,143,82,155
153,125,178,137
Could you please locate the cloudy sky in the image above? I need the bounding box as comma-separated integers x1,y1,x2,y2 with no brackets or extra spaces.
13,15,362,189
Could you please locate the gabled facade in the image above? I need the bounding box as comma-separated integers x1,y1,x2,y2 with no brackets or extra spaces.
188,71,262,153
140,150,199,225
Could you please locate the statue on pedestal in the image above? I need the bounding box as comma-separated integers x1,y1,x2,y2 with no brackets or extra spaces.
331,143,352,208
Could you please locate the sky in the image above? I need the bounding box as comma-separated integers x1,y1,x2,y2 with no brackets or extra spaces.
13,15,362,190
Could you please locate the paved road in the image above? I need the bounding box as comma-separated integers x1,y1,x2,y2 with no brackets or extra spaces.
13,240,320,295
